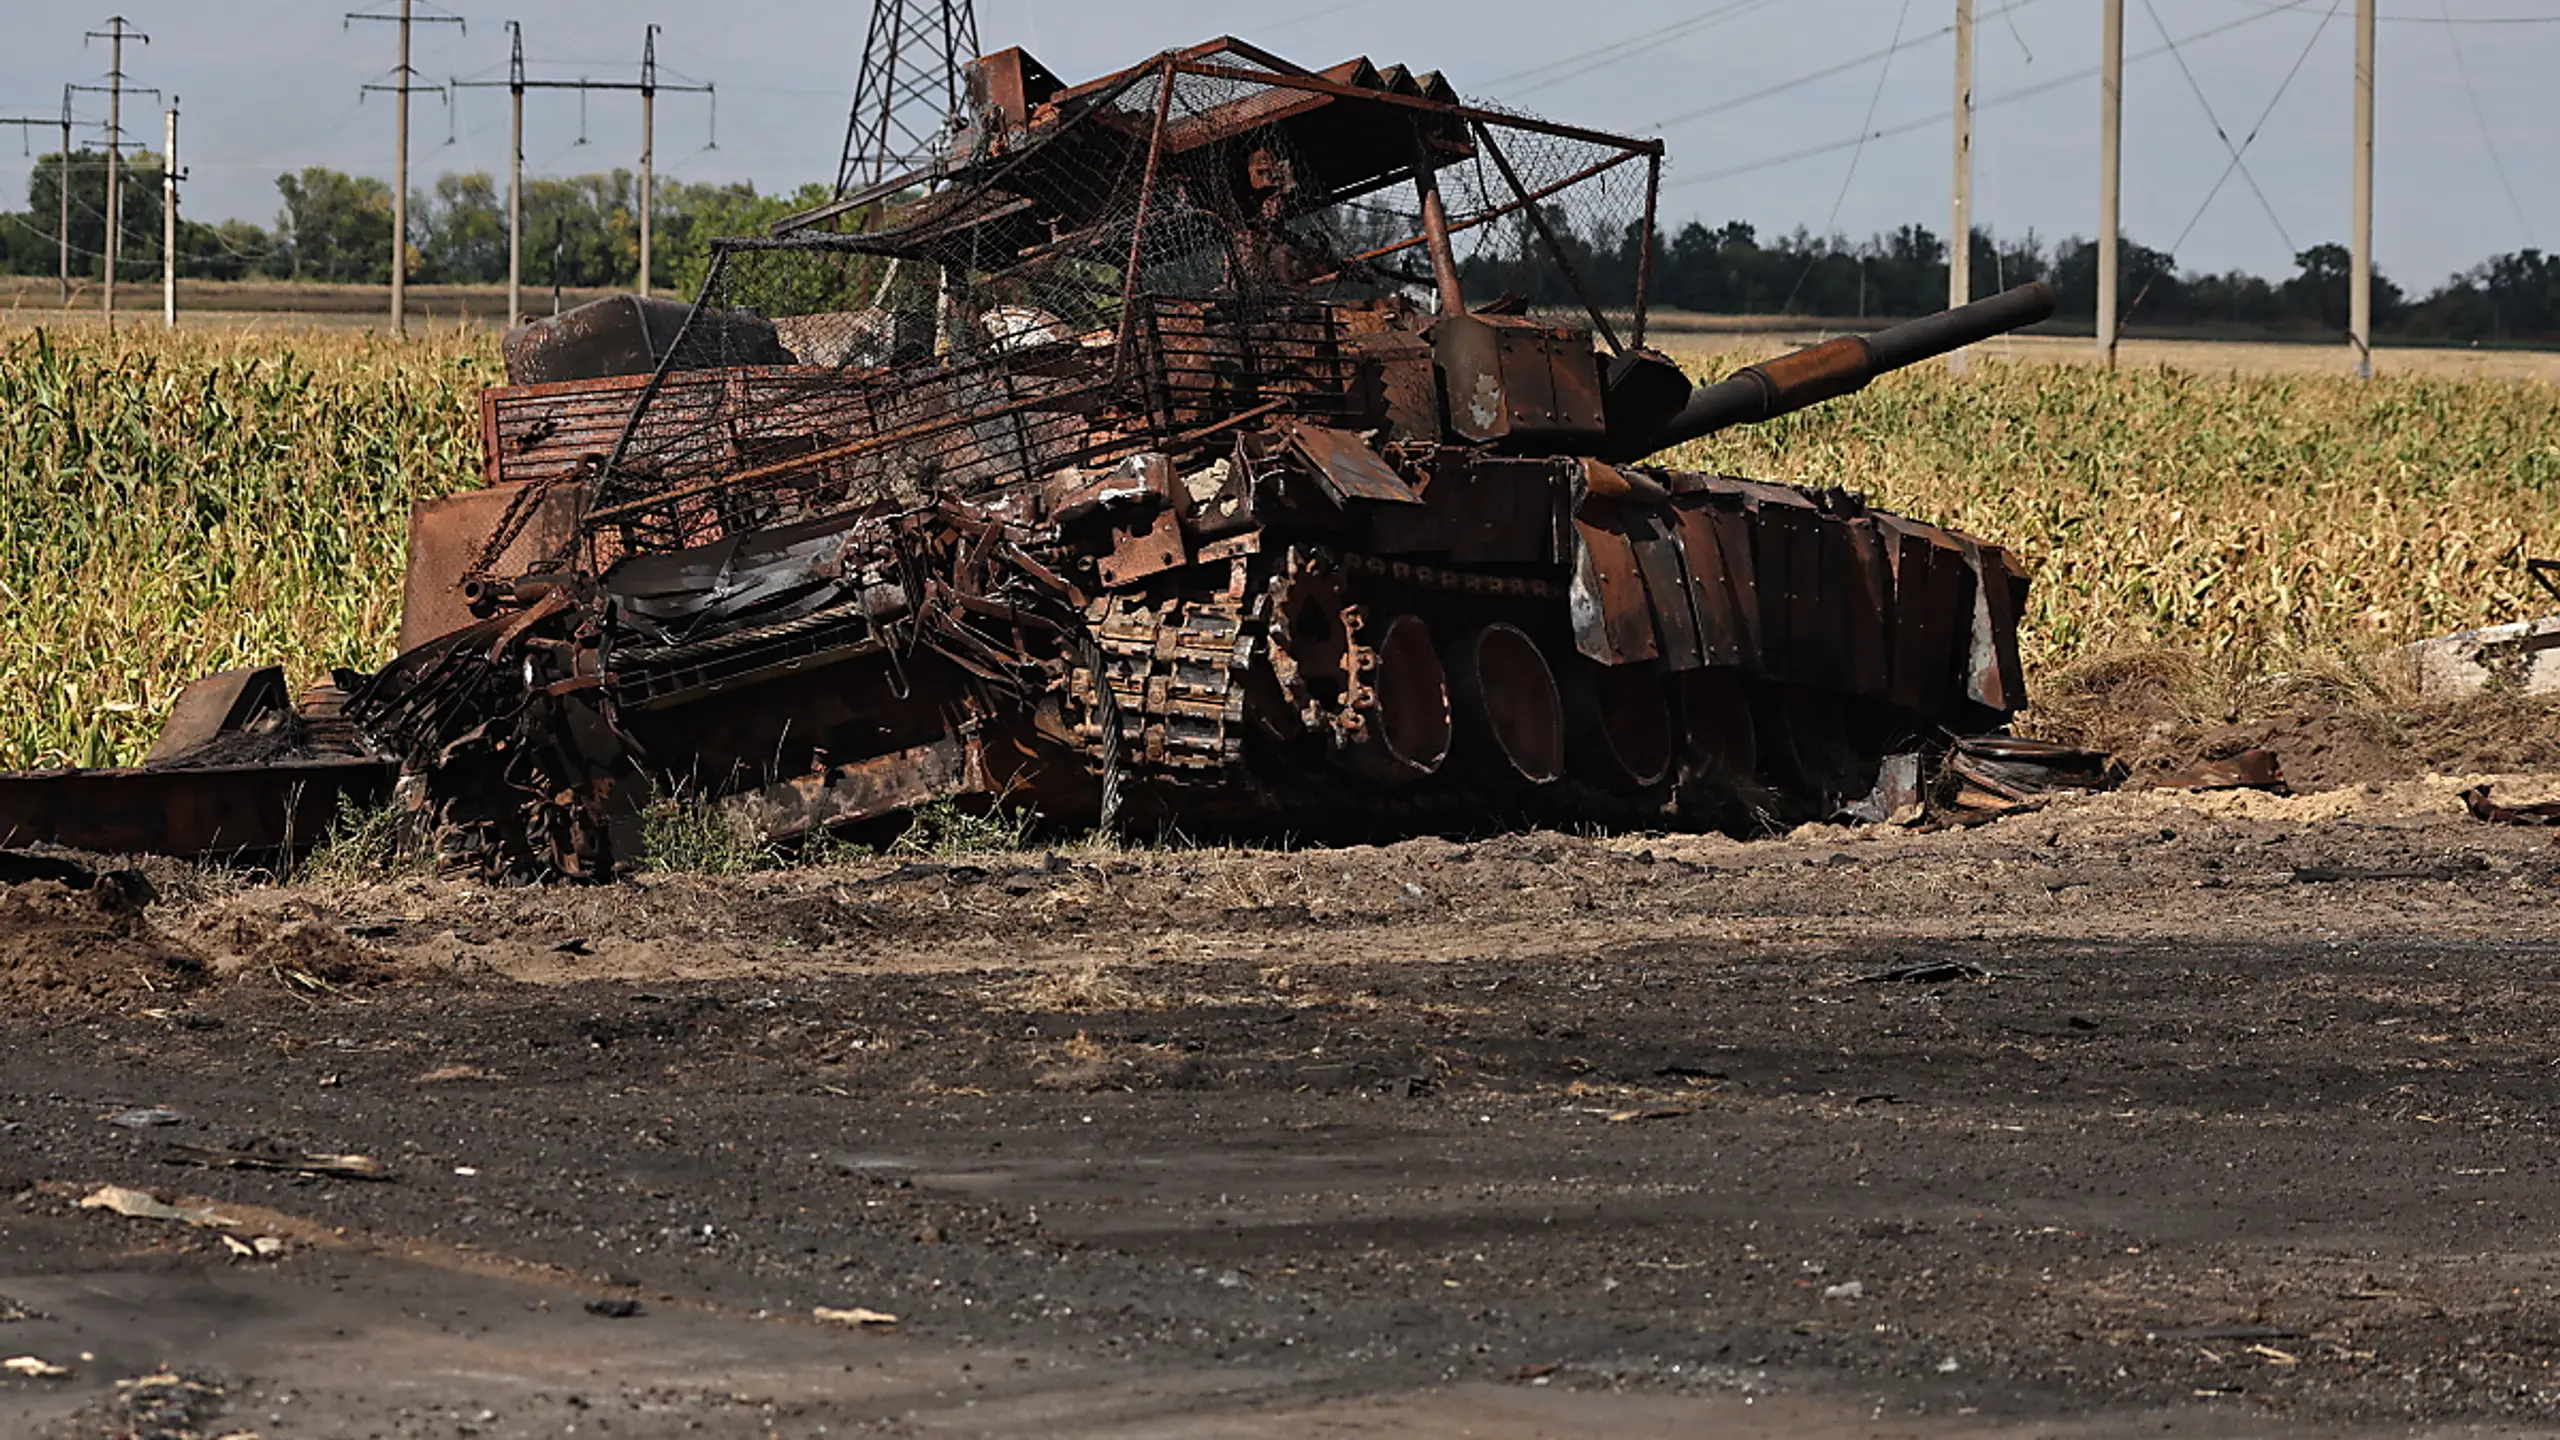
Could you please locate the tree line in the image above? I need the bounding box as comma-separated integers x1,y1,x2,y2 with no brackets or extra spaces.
2,154,2554,344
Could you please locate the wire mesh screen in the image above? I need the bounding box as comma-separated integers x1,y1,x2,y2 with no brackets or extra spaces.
580,42,1659,558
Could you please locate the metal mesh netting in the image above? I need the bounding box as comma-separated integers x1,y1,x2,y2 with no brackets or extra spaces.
580,41,1658,557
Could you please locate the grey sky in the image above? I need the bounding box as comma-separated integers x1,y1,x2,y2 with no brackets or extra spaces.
2,0,2553,290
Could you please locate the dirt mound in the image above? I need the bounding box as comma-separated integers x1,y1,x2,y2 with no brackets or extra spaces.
0,879,208,1013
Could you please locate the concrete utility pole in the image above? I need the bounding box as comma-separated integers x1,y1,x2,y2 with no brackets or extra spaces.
640,26,657,299
350,1,464,336
456,29,709,309
2350,0,2375,379
162,97,179,329
1947,0,1974,375
86,17,152,332
455,22,527,325
2097,0,2123,369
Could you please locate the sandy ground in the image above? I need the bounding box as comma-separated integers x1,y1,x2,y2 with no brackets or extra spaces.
13,765,2560,1435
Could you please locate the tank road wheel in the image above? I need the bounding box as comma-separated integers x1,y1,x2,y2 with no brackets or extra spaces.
1339,612,1453,784
1445,623,1565,789
1563,658,1674,793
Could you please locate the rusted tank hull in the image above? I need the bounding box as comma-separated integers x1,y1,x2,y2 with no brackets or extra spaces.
0,758,392,861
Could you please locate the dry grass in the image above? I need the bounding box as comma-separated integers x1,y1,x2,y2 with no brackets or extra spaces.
3,320,2556,769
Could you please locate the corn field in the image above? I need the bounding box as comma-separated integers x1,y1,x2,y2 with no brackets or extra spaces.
0,327,495,768
1,324,2556,768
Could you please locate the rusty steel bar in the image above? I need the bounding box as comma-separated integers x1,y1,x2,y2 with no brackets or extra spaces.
583,380,1111,526
1473,118,1620,352
1634,152,1660,347
1111,59,1181,392
1168,60,1665,157
1409,122,1468,318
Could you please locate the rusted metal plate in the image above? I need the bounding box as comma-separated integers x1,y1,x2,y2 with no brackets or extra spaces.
721,733,988,842
1804,507,1857,695
146,666,290,766
1281,420,1421,505
1962,543,2031,713
1879,518,1969,718
1667,505,1746,668
401,484,587,652
1628,510,1704,672
1430,314,1606,445
1744,501,1801,684
1842,518,1892,697
1704,503,1763,670
0,758,392,859
1096,503,1191,588
1568,511,1659,665
1365,455,1557,562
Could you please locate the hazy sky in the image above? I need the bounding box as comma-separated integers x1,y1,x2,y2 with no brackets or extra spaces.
1,0,2552,289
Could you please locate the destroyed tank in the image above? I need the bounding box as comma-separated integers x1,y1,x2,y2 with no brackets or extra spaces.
337,37,2055,878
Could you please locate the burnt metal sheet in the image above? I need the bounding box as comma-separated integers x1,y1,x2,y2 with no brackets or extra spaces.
1805,508,1858,696
402,485,586,652
1568,510,1659,665
146,666,290,766
1704,504,1763,670
0,757,392,860
1364,455,1558,563
1667,505,1746,668
1430,314,1606,446
1096,503,1192,588
1628,510,1705,672
1745,501,1801,684
1280,420,1422,505
1961,542,2030,712
722,733,988,843
1842,518,1892,698
1879,519,1969,718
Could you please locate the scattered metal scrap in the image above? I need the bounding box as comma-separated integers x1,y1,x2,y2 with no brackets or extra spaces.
2462,784,2560,826
0,35,2063,876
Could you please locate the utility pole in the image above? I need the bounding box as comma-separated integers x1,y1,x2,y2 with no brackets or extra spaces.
456,30,709,306
1947,0,1974,375
454,22,526,325
0,102,72,302
350,1,464,336
162,96,180,328
2097,0,2122,369
86,16,153,332
640,26,657,297
2350,0,2375,379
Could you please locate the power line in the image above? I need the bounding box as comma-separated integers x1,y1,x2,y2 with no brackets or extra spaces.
2216,0,2560,20
2139,0,2324,259
2124,0,2342,326
1781,0,1916,316
1645,0,2049,132
1479,0,1788,94
1661,0,2326,192
2436,0,2537,247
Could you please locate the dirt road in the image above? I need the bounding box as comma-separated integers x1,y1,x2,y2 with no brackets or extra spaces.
9,773,2560,1436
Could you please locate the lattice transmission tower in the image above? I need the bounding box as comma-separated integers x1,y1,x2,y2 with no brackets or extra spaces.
835,0,979,197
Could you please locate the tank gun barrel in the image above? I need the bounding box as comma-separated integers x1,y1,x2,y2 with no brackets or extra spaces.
1637,282,2055,457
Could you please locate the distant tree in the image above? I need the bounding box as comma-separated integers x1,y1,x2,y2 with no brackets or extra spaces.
417,172,506,284
272,167,394,283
